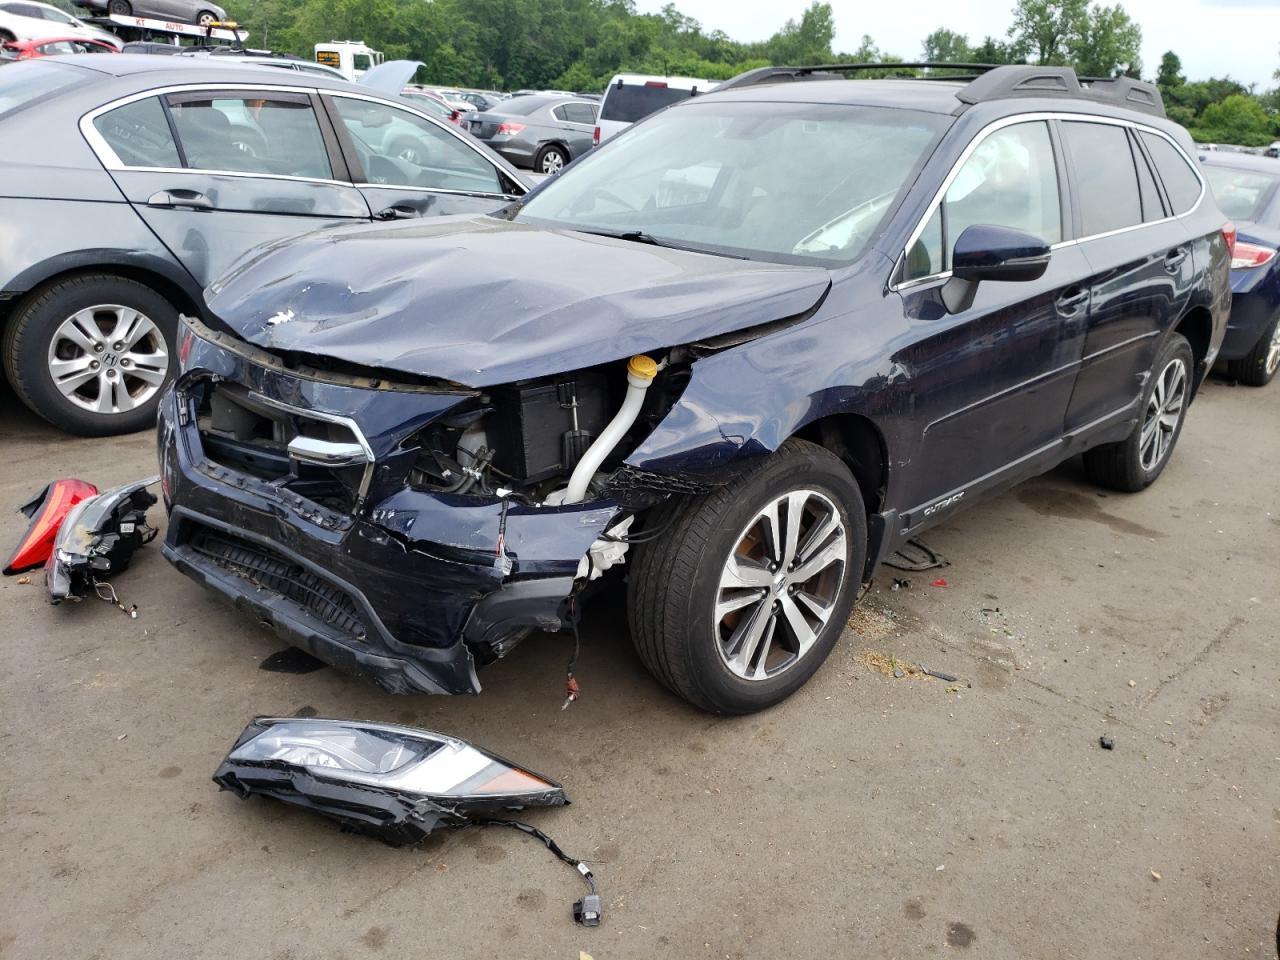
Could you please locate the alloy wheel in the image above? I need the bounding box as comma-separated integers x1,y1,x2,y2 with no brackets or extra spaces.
714,489,848,681
1139,356,1188,472
1267,321,1280,376
46,305,169,415
541,150,564,174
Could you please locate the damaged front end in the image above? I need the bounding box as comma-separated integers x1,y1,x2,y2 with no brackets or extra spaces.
160,317,706,696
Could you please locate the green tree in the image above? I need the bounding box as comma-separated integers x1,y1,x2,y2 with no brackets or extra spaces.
971,35,1019,65
1190,94,1276,146
1068,3,1140,77
921,28,972,64
1156,50,1185,90
1008,0,1088,65
765,2,835,65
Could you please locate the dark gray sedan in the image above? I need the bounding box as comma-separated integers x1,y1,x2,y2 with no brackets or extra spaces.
466,95,597,174
0,55,530,435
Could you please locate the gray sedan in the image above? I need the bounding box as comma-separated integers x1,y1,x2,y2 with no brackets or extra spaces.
466,94,597,174
73,0,226,27
0,55,530,435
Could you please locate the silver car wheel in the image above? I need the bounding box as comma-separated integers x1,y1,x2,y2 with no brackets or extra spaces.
1266,320,1280,376
47,304,168,415
197,12,215,25
715,489,847,681
540,150,565,174
1139,356,1187,472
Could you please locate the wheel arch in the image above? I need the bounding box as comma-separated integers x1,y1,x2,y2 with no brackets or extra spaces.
2,256,203,335
1171,304,1213,397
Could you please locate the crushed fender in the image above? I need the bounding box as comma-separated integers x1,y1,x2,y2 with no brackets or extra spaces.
213,717,601,926
46,476,158,604
3,479,97,575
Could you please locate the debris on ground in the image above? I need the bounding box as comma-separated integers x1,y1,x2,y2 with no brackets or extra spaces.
1099,735,1115,750
884,537,949,572
1150,869,1162,881
16,576,29,585
47,476,158,605
930,578,949,588
3,478,97,576
919,665,959,682
857,651,965,687
891,577,912,591
214,717,601,927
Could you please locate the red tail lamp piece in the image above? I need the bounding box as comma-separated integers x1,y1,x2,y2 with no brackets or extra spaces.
3,479,98,575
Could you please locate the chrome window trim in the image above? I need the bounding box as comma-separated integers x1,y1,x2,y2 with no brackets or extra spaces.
890,111,1206,292
353,182,520,201
325,89,525,195
79,82,349,185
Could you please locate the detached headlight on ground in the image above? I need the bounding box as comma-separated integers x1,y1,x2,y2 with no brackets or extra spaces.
214,717,600,927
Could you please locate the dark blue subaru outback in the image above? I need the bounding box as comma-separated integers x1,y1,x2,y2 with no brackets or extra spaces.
159,64,1231,713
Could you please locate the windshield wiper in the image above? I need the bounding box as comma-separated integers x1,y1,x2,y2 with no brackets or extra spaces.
577,228,749,260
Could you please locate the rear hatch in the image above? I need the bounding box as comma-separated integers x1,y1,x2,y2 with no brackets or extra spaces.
596,76,712,143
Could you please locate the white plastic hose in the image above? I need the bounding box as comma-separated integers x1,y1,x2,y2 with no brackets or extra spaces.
561,355,657,504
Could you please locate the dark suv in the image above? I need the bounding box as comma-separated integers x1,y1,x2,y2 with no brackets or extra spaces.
160,64,1231,714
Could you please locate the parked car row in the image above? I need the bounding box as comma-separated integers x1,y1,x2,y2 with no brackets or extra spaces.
0,0,120,48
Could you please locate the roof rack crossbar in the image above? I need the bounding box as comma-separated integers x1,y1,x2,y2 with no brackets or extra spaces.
714,62,1001,92
715,62,1166,118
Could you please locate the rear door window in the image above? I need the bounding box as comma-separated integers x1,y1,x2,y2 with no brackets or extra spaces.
1061,121,1143,236
166,93,333,180
600,83,697,123
92,95,181,168
562,102,596,125
1139,132,1202,214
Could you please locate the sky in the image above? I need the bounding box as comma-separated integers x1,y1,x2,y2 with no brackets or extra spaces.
634,0,1280,90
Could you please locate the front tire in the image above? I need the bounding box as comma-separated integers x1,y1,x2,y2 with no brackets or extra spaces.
1083,332,1194,492
107,0,131,13
1226,314,1280,387
195,9,216,24
2,274,176,436
628,440,866,714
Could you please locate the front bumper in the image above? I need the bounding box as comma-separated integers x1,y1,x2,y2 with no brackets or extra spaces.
159,321,620,695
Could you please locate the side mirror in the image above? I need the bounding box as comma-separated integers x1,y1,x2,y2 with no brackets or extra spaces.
942,224,1051,313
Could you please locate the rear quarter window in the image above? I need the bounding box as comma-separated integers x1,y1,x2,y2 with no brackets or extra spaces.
1140,132,1203,214
600,84,697,123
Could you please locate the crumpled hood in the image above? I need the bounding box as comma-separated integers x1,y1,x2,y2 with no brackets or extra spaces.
204,216,831,386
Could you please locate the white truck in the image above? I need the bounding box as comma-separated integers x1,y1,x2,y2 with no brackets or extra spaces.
314,40,383,81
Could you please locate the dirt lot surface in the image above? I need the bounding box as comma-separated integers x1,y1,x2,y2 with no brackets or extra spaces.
1,375,1277,960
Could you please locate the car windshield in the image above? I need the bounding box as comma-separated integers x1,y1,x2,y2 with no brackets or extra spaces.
518,100,949,266
1204,164,1280,222
0,60,84,120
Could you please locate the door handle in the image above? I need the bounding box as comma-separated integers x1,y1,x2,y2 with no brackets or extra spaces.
1164,247,1189,272
1056,288,1089,315
374,204,418,221
147,189,213,210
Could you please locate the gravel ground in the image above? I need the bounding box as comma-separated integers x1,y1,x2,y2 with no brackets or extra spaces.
1,373,1276,960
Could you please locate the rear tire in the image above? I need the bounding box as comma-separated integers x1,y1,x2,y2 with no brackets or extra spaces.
1083,332,1194,492
195,9,216,25
534,144,569,175
107,0,131,13
627,439,866,714
0,29,15,42
2,274,177,437
1225,314,1280,387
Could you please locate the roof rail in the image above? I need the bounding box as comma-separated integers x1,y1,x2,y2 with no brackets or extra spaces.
714,62,1000,93
956,66,1164,117
715,62,1166,118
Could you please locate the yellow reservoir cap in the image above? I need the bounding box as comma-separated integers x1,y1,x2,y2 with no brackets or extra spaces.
628,355,658,381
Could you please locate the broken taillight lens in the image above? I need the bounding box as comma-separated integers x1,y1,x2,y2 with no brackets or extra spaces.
3,478,97,575
1221,222,1237,260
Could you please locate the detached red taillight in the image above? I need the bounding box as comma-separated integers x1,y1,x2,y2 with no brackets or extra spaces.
592,125,600,146
3,479,97,575
1230,239,1276,270
1221,222,1237,260
495,122,525,136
